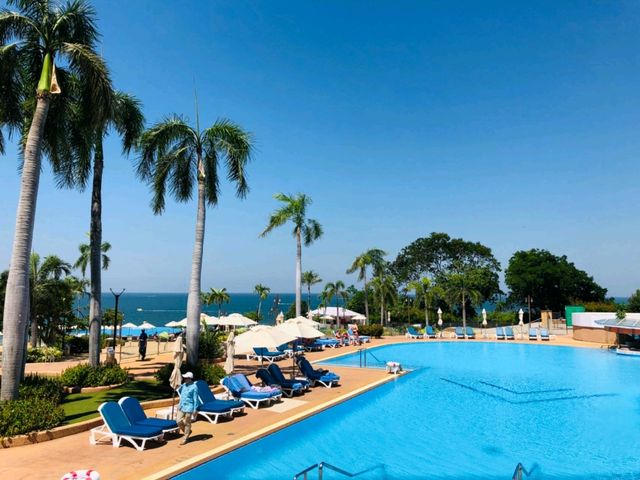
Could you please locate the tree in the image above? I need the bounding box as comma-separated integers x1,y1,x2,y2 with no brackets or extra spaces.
74,237,111,278
254,284,270,319
260,193,322,317
442,269,483,330
137,114,252,365
627,290,640,313
302,270,322,313
346,248,386,324
323,281,347,329
370,275,397,325
1,0,111,401
203,288,231,317
505,249,607,312
407,277,441,328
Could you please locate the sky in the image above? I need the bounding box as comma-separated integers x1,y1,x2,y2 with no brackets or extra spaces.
1,1,639,295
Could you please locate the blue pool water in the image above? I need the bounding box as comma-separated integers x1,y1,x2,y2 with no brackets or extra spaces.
174,342,640,479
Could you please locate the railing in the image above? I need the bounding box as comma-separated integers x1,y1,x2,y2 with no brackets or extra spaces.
293,461,385,480
357,348,386,368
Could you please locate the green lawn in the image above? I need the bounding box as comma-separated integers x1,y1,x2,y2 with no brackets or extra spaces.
62,380,173,424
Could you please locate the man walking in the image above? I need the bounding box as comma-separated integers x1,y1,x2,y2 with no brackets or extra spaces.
176,372,201,445
138,329,148,360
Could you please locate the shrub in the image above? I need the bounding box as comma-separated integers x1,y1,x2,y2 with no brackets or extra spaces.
358,324,384,338
101,335,126,348
25,346,62,363
19,375,64,405
67,335,90,354
0,398,65,437
582,301,618,313
155,362,226,386
198,331,224,360
628,290,640,313
60,363,129,388
487,311,517,326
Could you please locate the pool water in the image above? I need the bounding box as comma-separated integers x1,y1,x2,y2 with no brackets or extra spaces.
173,342,640,479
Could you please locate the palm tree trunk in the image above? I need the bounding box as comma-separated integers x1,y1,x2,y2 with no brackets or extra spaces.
30,303,38,348
363,271,369,325
88,138,104,366
186,175,206,365
1,94,50,401
307,285,311,313
295,229,302,317
257,299,262,317
462,291,467,330
335,297,340,330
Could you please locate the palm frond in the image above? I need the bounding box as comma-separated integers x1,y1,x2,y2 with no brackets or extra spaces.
0,10,37,44
112,91,144,154
52,0,99,48
301,218,323,246
260,208,291,237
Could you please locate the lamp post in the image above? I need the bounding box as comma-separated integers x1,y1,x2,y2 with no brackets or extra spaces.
110,288,126,352
437,308,443,338
482,308,487,338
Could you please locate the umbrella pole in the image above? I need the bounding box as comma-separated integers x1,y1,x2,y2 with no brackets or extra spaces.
170,389,176,420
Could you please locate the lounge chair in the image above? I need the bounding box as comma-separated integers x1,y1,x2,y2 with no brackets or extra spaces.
118,397,179,434
296,356,340,388
250,347,286,364
406,326,424,339
221,375,281,409
349,328,370,343
529,328,539,340
496,326,505,340
194,380,245,421
277,342,305,357
455,327,465,339
505,326,515,340
90,401,164,451
309,338,340,350
465,327,476,339
425,325,437,338
256,368,304,398
540,328,550,341
267,363,311,390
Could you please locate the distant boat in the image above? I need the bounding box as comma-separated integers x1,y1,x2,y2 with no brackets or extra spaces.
136,308,143,312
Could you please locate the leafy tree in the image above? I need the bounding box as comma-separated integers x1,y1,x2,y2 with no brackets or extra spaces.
370,275,397,325
137,114,252,365
1,0,111,401
302,270,322,313
323,281,347,328
102,308,124,327
346,248,386,324
202,288,231,317
73,237,111,278
285,300,308,320
441,269,483,329
505,249,607,312
254,284,270,318
260,193,323,317
625,290,640,313
407,277,441,328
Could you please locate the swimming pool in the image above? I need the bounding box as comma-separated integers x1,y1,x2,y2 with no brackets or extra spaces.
173,342,640,479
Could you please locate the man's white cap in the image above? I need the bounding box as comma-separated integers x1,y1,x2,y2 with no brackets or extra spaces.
182,371,194,379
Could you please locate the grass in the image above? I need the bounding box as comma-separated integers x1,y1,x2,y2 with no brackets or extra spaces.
62,380,173,424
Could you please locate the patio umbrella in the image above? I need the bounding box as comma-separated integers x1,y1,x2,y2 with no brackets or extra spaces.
122,322,138,336
169,334,185,418
351,313,367,322
276,311,285,325
276,320,324,377
234,326,297,355
215,313,258,328
165,320,181,328
286,316,321,328
139,321,155,330
224,331,235,374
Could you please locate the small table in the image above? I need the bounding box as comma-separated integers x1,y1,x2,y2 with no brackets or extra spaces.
155,407,176,420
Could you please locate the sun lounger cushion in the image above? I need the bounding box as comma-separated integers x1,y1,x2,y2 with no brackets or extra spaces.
118,397,178,431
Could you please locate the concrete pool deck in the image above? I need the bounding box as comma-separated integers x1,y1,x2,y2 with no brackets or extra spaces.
0,332,604,479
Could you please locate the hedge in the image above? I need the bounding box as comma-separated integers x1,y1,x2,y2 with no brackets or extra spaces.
59,363,129,388
155,362,226,386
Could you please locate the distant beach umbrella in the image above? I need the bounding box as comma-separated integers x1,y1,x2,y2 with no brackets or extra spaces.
285,316,321,328
139,321,155,330
169,334,185,418
277,320,324,339
224,331,235,375
351,313,367,322
234,326,297,355
122,322,138,336
165,320,181,328
215,313,257,327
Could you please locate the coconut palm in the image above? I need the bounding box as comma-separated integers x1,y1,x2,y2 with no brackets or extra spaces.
59,90,142,366
443,272,482,330
202,288,231,318
74,239,111,278
136,113,252,364
407,277,441,328
346,248,386,324
260,193,322,317
1,0,111,401
371,275,397,325
254,284,270,319
323,281,346,329
302,270,322,314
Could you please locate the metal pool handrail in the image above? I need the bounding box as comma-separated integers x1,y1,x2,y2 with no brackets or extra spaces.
357,348,386,368
293,461,385,480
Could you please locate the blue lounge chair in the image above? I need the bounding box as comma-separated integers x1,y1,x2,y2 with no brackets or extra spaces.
496,326,505,340
505,326,515,340
90,401,164,451
465,327,476,339
296,356,340,388
529,328,539,341
118,397,179,434
309,338,340,350
540,328,550,341
455,327,465,339
221,375,281,409
426,325,437,338
194,380,245,420
348,328,370,343
407,326,424,339
256,368,304,398
251,347,286,364
267,363,311,390
277,342,305,357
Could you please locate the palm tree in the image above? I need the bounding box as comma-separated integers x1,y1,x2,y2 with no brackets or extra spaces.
254,284,270,319
302,271,322,314
73,237,111,278
346,248,386,324
1,0,111,401
260,193,322,317
443,273,482,330
371,275,397,325
407,277,441,329
323,281,346,329
137,114,252,365
60,90,142,366
203,288,231,317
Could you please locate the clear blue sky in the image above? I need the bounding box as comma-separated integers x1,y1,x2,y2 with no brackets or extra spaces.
1,1,639,295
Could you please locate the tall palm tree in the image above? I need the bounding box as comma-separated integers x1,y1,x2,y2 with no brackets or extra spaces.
346,248,386,324
73,237,111,278
323,281,346,329
203,288,231,317
407,277,441,328
254,284,270,319
137,113,252,365
302,270,322,314
260,193,322,317
60,90,143,366
371,275,397,325
443,273,482,330
1,0,111,401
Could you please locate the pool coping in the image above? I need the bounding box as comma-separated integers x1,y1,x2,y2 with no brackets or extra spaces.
143,368,407,480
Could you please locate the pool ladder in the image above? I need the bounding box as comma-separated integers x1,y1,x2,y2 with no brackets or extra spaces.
512,462,537,479
293,461,385,480
357,348,385,368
